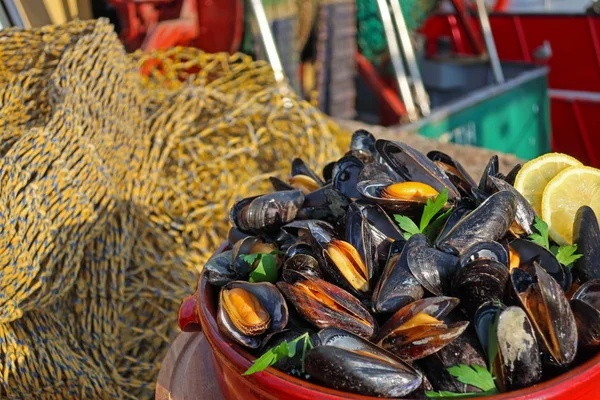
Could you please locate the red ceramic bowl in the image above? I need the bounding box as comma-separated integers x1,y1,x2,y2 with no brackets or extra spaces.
179,255,600,399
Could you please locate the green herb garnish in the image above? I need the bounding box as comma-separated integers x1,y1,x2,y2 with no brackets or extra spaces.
528,217,583,269
394,188,451,241
241,250,282,283
243,332,313,376
425,364,499,398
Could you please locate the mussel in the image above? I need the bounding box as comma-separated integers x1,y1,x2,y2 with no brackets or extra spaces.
332,156,364,199
204,250,236,287
406,234,459,296
511,264,577,366
376,297,469,361
305,328,422,397
282,254,322,280
427,150,477,197
437,191,517,255
573,206,600,283
297,185,351,222
488,176,536,235
347,129,377,164
260,329,319,378
218,281,289,348
375,140,460,200
372,240,424,314
232,236,281,278
570,279,600,348
230,190,304,234
277,271,376,338
459,241,509,268
453,259,509,319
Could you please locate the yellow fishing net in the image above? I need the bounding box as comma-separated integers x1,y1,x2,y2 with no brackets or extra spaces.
0,19,343,399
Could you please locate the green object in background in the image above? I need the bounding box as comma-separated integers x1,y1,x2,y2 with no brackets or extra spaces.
403,67,551,160
356,0,441,69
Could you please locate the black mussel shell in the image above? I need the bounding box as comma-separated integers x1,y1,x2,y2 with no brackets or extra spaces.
496,306,542,391
231,236,280,279
291,158,325,186
435,198,476,244
478,155,499,193
573,206,600,283
298,185,351,223
375,140,460,200
277,273,376,339
437,191,517,255
204,250,236,287
453,259,509,319
459,241,509,268
488,176,536,235
228,227,250,246
346,203,377,285
511,264,578,366
332,155,364,199
474,301,506,360
322,161,336,182
570,279,600,348
376,297,469,361
217,281,289,349
407,234,459,296
350,129,377,156
282,219,335,236
269,176,294,191
356,177,426,216
282,254,322,281
284,242,314,258
427,150,477,197
509,238,571,292
355,200,404,241
504,164,522,186
372,240,424,314
305,328,422,398
230,190,304,234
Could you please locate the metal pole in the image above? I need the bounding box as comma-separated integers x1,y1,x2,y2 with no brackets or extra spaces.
248,0,285,83
375,0,418,122
475,0,504,84
388,0,430,117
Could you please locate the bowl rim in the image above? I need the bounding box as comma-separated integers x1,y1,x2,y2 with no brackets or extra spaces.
197,250,600,399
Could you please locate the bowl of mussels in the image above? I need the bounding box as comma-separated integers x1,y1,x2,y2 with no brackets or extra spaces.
178,131,600,399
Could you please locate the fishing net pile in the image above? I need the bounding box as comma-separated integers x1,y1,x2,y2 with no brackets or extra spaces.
0,19,342,399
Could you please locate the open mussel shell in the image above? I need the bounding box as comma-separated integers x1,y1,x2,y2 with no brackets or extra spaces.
570,279,600,348
478,155,499,193
230,190,304,234
354,200,405,263
228,227,250,245
308,222,372,297
204,250,236,287
509,238,571,292
573,206,600,283
453,259,509,319
276,271,376,339
435,198,476,243
437,191,517,255
291,158,325,186
417,327,487,393
407,234,459,296
282,254,322,281
459,241,508,268
372,240,424,314
427,150,477,197
375,139,460,200
345,203,378,286
232,236,281,278
488,176,536,235
511,263,578,366
504,163,522,186
356,177,426,216
376,297,469,361
269,176,294,192
349,129,377,160
305,328,422,398
495,306,543,391
474,301,506,360
298,185,351,223
217,281,289,349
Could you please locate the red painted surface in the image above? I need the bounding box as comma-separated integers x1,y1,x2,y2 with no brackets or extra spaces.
420,13,600,165
181,262,600,400
109,0,243,53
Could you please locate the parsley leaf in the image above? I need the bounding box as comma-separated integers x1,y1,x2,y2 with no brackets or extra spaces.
393,188,449,240
529,217,550,250
241,253,261,265
420,188,449,231
552,244,583,269
423,207,453,239
425,391,490,398
248,254,278,283
394,215,420,240
243,333,313,376
448,364,497,392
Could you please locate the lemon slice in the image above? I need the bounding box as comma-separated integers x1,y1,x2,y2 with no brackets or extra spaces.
541,166,600,245
514,153,582,216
